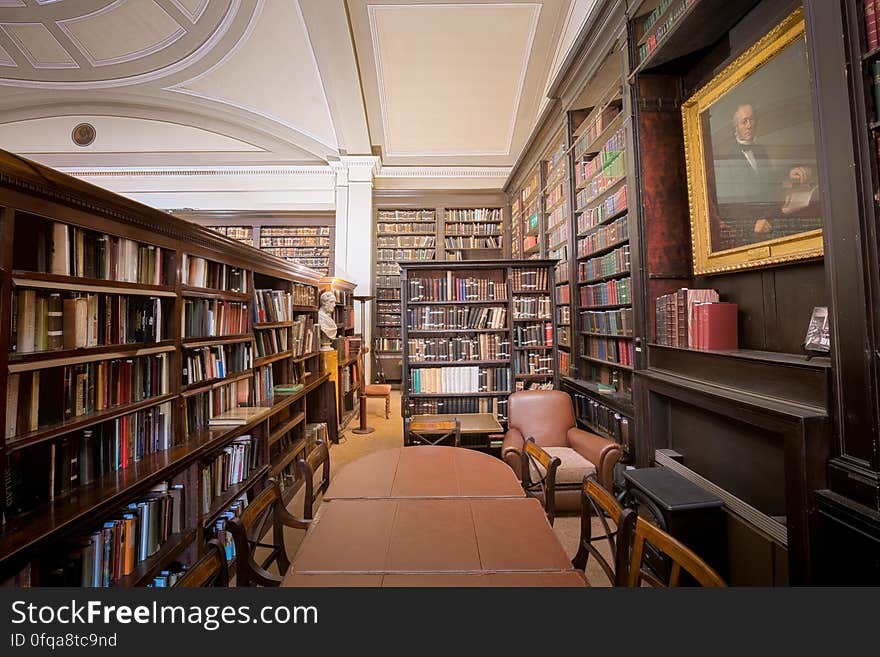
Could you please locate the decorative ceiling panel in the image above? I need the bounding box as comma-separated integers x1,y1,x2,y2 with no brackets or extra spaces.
369,3,539,156
0,21,76,68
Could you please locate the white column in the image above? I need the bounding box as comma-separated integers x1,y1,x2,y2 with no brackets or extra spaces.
332,156,379,380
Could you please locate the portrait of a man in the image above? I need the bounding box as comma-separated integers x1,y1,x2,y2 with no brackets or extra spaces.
683,8,825,274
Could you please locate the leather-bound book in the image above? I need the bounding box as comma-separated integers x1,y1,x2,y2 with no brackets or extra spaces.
698,302,738,351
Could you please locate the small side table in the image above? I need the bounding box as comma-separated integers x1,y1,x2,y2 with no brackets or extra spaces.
623,467,727,582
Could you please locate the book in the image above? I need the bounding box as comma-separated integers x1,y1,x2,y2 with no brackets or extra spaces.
208,406,271,427
694,302,738,351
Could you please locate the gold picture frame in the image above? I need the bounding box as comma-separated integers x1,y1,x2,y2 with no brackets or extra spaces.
682,8,824,275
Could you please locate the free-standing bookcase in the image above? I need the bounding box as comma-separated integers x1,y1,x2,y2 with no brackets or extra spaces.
0,151,335,586
400,260,558,450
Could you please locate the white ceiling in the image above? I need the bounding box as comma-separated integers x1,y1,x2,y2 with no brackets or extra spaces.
0,0,588,176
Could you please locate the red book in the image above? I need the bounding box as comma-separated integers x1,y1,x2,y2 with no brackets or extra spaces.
867,0,878,51
701,303,738,351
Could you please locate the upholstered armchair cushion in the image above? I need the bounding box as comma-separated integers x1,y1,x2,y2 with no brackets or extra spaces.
567,427,622,491
507,390,575,447
528,447,597,486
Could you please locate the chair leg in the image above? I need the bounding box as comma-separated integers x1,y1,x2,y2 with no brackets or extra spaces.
385,395,390,419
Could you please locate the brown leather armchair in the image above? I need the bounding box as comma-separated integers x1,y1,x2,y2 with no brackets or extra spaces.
502,389,623,512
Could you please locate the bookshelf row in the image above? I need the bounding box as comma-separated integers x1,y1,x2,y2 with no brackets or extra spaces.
0,154,337,586
400,261,558,445
205,223,333,277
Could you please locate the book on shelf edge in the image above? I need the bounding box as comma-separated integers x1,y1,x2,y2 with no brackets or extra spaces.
208,406,271,427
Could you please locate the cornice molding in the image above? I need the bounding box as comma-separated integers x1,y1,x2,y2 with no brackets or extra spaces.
376,165,511,179
59,165,335,177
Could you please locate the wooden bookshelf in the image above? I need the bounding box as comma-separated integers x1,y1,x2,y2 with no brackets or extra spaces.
400,260,558,447
443,207,504,260
373,208,437,385
0,150,336,586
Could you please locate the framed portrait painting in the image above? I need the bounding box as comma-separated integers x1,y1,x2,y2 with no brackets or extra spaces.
682,8,824,275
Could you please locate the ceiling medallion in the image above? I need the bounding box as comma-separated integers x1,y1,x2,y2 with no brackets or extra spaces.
71,122,96,147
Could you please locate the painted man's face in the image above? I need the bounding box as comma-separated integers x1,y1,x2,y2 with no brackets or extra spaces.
734,104,756,143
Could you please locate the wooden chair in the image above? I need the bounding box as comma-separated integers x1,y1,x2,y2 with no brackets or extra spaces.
362,383,392,419
571,475,636,586
226,479,310,587
520,436,561,525
625,515,727,587
405,417,461,447
297,439,330,520
173,538,229,588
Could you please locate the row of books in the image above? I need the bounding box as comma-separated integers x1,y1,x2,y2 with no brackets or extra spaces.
407,334,509,362
514,350,554,375
291,282,317,307
377,313,400,326
579,245,630,282
523,234,539,253
410,366,511,394
555,260,570,286
445,208,502,222
579,164,626,209
378,236,435,248
577,216,629,257
580,277,631,307
254,365,274,404
513,321,553,347
79,481,185,587
512,297,551,320
259,249,328,266
254,327,288,359
376,248,435,261
556,284,570,305
511,268,548,292
577,184,627,225
637,0,691,64
558,306,571,326
444,236,502,249
573,392,630,445
444,223,500,236
182,343,253,386
516,380,555,392
254,289,293,323
201,435,259,514
11,290,165,354
576,127,625,179
377,222,436,234
212,495,249,561
147,563,187,587
209,226,252,242
378,210,435,222
259,237,328,247
584,336,634,366
546,213,571,251
559,325,571,349
376,337,402,351
378,301,401,315
574,100,621,161
407,306,507,331
183,300,248,338
3,402,175,517
559,350,571,377
182,255,247,293
581,308,634,336
47,223,166,286
409,397,508,420
261,226,330,236
654,288,719,348
378,287,401,300
291,315,318,357
376,275,400,288
184,382,251,435
7,353,170,435
407,273,507,302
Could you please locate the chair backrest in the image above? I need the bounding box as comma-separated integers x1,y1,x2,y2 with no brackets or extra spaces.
297,439,330,520
406,417,461,447
521,437,561,525
571,475,635,586
626,516,727,587
226,479,310,587
508,390,574,448
174,538,229,588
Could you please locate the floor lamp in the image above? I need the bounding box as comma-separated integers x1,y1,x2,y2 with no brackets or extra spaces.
351,295,375,435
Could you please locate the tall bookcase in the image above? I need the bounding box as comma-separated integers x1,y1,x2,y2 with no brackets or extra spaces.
443,207,504,261
374,208,437,385
400,260,558,450
175,211,335,277
0,152,335,586
513,167,542,260
320,277,360,428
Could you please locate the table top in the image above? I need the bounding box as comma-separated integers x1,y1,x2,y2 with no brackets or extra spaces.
410,412,503,434
283,497,582,587
323,446,525,500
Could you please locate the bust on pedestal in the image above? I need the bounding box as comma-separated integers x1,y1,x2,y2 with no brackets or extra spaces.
318,291,337,351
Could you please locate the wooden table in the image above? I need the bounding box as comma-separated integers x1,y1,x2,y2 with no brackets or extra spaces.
407,412,503,448
282,497,586,587
323,446,525,500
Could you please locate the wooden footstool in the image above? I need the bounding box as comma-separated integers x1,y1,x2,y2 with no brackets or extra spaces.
363,384,392,419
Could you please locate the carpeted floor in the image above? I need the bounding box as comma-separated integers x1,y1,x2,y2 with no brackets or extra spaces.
280,390,616,586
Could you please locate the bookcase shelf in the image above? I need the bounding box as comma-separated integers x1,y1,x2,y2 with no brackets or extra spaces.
0,154,337,586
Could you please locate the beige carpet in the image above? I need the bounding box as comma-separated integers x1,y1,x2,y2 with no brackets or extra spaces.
279,391,616,587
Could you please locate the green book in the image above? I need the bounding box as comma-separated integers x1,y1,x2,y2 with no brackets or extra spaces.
273,384,304,393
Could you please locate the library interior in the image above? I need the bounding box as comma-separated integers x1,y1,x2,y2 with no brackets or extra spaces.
0,0,877,589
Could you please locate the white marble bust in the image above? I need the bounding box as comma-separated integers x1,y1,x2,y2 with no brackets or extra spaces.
318,291,337,350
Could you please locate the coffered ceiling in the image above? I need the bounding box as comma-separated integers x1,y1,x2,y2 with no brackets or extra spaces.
0,0,589,176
